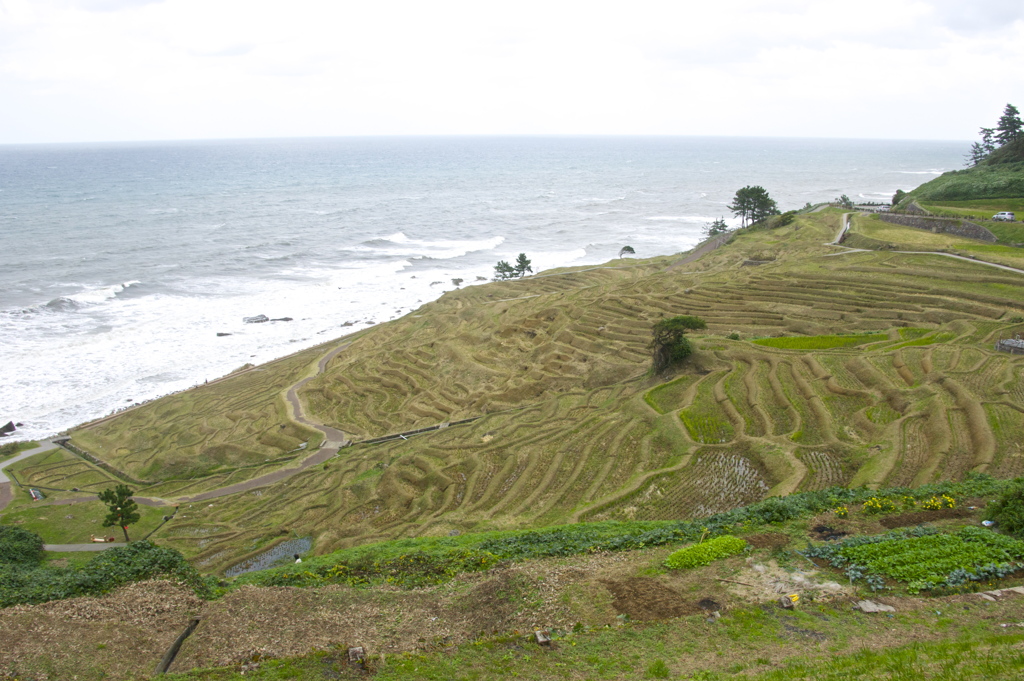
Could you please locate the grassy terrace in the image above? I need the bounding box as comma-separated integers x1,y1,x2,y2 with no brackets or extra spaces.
5,209,1022,575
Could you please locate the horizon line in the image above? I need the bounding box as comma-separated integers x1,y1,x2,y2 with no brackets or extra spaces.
0,132,972,148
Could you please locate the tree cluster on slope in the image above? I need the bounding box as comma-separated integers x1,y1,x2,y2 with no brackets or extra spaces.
966,103,1022,167
494,253,533,280
729,186,779,227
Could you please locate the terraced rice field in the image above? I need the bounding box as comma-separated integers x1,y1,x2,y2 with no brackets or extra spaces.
24,210,1024,572
69,345,328,482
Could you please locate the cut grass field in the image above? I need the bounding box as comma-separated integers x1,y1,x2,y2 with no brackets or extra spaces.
0,500,166,544
845,213,1024,270
10,208,1022,573
920,198,1024,217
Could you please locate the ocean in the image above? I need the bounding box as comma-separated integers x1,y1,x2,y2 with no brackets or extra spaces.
0,136,967,440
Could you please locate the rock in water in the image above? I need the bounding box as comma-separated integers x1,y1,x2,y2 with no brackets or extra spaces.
243,314,269,324
0,421,15,435
271,317,293,322
217,332,232,337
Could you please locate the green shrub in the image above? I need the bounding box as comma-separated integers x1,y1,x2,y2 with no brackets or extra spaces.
0,527,44,566
727,332,740,341
664,535,747,570
646,659,671,678
0,540,210,608
984,480,1024,537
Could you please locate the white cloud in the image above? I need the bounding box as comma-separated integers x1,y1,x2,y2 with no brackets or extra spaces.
0,0,1022,143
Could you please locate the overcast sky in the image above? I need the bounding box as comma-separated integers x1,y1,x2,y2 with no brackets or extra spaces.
1,0,1022,144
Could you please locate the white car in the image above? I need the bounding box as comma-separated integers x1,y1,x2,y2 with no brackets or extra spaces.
992,211,1016,221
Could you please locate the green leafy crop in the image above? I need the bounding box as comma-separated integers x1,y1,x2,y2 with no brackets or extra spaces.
664,535,747,570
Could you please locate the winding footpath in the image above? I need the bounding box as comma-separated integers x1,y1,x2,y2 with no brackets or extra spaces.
0,343,354,520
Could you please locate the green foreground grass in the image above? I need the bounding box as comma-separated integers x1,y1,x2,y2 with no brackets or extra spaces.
166,613,1024,681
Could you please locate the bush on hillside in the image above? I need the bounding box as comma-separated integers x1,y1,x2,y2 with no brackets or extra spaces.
0,540,211,608
664,535,747,570
984,480,1024,537
0,527,44,566
650,315,706,373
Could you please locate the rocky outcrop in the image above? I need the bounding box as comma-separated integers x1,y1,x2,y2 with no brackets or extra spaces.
243,315,269,324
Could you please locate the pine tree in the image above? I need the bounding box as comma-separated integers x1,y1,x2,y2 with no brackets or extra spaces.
996,104,1023,146
649,315,707,373
98,484,141,542
965,142,988,167
748,186,780,224
513,253,532,278
980,127,998,153
493,260,515,280
728,187,753,228
702,218,729,238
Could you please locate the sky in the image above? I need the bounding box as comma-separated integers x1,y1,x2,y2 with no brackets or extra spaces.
1,0,1022,144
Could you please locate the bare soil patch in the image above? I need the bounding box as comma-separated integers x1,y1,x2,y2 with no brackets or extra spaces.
744,532,792,549
598,578,702,620
880,507,974,529
811,524,850,541
0,580,204,680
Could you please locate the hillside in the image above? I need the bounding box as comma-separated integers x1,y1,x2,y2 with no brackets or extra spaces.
903,137,1024,203
2,208,1017,574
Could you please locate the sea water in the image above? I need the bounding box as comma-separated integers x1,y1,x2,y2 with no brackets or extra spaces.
0,136,966,440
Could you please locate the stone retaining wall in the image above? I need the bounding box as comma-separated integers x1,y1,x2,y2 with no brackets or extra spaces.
878,213,997,243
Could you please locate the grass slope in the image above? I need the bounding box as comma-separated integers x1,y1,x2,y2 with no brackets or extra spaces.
903,158,1024,202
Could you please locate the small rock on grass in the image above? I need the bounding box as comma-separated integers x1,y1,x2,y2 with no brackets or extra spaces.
854,600,895,613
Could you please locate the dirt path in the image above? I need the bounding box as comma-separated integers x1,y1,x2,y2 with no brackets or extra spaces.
174,343,355,503
44,543,127,551
284,342,351,448
666,232,731,271
1,341,356,512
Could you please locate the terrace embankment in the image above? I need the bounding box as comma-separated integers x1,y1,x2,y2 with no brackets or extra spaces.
13,208,1021,571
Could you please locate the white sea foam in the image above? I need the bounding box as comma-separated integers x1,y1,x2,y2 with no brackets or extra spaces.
645,215,711,222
